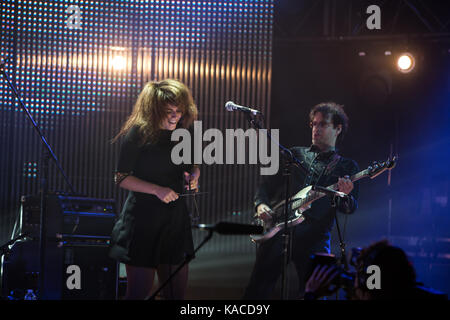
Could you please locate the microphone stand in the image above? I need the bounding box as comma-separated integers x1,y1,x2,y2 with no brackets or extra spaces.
332,197,349,272
331,194,349,301
147,229,213,300
312,185,350,271
0,60,76,300
313,186,350,300
146,221,263,300
244,112,308,300
0,233,30,258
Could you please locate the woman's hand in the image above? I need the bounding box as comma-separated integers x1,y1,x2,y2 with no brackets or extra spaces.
184,167,200,191
155,186,179,204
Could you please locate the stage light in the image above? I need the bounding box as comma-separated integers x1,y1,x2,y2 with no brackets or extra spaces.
110,47,127,71
111,55,126,71
397,53,415,73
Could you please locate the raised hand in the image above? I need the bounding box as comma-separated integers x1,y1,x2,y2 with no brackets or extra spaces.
184,170,199,191
305,264,340,299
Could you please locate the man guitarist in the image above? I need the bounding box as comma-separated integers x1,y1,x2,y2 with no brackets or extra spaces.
243,102,359,299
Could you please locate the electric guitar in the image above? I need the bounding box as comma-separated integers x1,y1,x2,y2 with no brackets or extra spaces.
250,157,397,243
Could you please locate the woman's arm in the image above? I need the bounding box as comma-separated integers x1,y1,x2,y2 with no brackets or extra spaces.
117,174,179,203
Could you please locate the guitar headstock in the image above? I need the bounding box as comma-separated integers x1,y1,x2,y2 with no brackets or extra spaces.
367,156,397,179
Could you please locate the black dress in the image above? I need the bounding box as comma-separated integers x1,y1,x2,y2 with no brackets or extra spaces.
109,126,195,268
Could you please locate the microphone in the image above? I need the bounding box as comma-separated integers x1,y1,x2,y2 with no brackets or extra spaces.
312,185,348,198
225,101,261,115
193,221,264,235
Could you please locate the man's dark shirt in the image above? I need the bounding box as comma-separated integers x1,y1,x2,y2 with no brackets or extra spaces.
254,145,359,236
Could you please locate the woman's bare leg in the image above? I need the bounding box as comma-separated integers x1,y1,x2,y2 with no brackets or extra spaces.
156,264,189,300
124,264,156,300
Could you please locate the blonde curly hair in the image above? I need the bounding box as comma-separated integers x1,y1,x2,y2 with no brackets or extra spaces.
113,79,198,145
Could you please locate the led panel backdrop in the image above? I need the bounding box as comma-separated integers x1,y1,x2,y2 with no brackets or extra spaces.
0,0,274,253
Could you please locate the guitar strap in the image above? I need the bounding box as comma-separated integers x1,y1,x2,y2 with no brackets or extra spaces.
324,153,341,176
305,152,341,187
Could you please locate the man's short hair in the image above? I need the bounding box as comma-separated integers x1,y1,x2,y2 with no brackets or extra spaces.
309,102,349,143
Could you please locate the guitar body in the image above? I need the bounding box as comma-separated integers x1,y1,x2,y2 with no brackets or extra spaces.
250,186,315,243
250,157,397,244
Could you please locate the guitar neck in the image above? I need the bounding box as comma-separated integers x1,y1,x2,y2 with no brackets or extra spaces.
291,170,368,210
276,157,396,214
327,170,368,191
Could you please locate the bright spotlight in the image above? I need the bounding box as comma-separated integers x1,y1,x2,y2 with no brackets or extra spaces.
111,55,126,71
110,47,127,71
397,53,415,73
